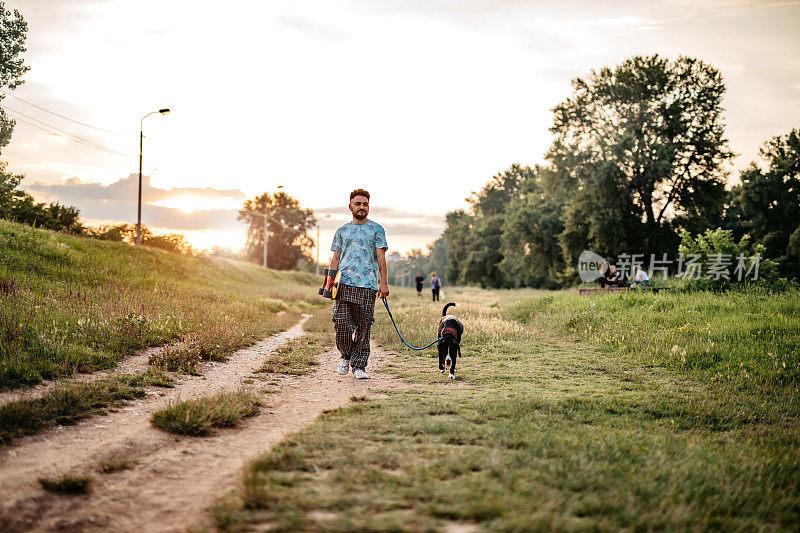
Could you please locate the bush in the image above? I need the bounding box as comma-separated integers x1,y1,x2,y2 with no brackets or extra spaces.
677,228,790,291
1,165,85,234
148,335,202,373
88,223,195,254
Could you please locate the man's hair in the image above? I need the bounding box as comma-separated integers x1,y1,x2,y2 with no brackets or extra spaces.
350,189,370,201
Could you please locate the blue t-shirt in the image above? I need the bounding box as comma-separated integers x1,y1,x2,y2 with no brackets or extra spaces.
331,220,388,290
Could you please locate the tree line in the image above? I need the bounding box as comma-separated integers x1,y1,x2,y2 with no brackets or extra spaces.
0,163,321,261
0,166,197,254
403,55,798,288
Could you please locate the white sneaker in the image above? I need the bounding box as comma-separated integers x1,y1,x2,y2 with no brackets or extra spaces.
354,369,369,379
337,358,349,375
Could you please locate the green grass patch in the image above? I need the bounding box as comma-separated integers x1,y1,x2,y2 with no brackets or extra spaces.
258,308,332,375
38,474,92,495
0,220,322,391
139,368,175,388
216,287,800,531
503,287,800,386
98,455,138,473
0,372,173,445
150,389,261,436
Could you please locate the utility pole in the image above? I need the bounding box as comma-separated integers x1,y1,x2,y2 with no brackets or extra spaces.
263,186,283,269
136,108,170,246
264,197,269,268
137,129,143,246
315,214,331,276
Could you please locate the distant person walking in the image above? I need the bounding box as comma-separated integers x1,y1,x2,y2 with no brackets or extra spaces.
431,272,441,302
327,189,389,380
415,272,425,298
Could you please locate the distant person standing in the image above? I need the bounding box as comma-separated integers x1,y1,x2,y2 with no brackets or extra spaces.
328,189,389,380
431,272,441,302
415,272,425,298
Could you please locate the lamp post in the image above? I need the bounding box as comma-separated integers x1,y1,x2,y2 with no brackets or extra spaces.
137,108,170,246
263,185,283,268
316,214,331,276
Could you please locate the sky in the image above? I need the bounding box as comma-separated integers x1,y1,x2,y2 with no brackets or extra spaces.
3,0,799,261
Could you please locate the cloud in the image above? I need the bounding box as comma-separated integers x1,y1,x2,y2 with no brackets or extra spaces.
314,205,445,227
379,222,443,237
277,14,349,41
314,203,446,254
23,174,446,250
23,174,247,231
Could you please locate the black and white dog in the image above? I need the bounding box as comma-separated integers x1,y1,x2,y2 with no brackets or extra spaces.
438,303,464,380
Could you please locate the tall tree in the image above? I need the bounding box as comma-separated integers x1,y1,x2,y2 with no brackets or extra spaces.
727,129,800,279
443,164,529,288
0,161,22,218
238,191,316,269
469,164,526,217
0,5,87,237
443,209,473,285
500,166,565,288
0,2,29,152
548,55,733,267
0,3,28,215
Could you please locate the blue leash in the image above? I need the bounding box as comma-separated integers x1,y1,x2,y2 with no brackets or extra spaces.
381,297,442,351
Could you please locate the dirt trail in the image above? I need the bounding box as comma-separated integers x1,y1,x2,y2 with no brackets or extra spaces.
0,317,408,532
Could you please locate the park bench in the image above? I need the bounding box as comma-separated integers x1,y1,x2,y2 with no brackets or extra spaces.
579,286,666,295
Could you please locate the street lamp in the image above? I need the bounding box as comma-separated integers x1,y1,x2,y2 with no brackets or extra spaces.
316,214,331,276
137,108,170,246
263,185,283,268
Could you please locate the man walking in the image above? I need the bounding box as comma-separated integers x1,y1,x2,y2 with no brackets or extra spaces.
431,272,441,302
328,189,389,379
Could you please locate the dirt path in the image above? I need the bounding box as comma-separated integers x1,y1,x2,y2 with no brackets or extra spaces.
0,317,408,532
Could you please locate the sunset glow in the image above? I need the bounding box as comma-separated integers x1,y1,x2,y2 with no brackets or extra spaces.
152,195,243,214
3,0,799,258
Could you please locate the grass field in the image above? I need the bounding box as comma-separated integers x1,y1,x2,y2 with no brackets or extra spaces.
0,220,323,390
4,221,798,529
218,286,800,531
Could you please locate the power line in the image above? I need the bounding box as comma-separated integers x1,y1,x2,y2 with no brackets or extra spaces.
2,105,132,158
1,103,129,155
8,114,130,158
0,89,125,135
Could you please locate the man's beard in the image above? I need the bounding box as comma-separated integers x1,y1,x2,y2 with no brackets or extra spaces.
353,210,367,220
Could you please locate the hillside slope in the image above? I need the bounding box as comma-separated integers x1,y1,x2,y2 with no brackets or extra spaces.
0,220,322,390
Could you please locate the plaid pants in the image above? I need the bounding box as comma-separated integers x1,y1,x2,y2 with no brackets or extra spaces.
332,283,376,371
